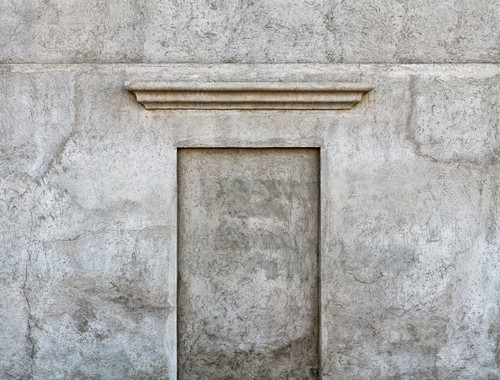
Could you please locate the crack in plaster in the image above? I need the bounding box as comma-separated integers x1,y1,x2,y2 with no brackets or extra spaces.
35,129,76,182
404,74,443,165
405,75,500,166
22,189,37,379
49,225,174,244
348,272,384,285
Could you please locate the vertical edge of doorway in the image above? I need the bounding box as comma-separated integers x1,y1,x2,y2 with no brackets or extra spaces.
176,147,181,380
317,147,322,379
176,147,322,379
318,147,324,379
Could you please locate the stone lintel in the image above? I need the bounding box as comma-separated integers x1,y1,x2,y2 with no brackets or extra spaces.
125,82,373,110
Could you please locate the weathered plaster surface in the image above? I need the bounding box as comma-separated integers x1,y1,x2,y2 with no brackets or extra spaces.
0,64,498,378
1,2,499,380
1,0,499,64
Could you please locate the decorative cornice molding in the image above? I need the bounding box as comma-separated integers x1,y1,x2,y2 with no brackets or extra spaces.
125,82,373,110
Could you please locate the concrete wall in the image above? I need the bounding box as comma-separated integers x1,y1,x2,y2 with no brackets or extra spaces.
0,1,499,379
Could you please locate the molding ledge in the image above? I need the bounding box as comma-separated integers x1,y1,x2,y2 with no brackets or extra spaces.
125,82,373,110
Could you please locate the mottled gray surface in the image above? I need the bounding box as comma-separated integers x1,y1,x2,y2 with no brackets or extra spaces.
1,0,499,64
0,63,498,378
178,149,319,379
0,0,499,375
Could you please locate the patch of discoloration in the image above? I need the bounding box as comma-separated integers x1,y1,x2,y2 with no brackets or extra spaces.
28,277,172,379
